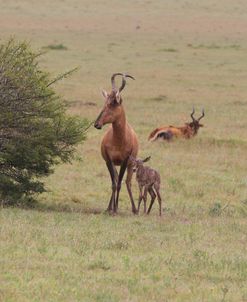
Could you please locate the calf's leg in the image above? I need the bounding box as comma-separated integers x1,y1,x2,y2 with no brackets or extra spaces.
147,187,156,214
143,187,148,214
126,165,138,214
154,183,162,216
137,184,143,213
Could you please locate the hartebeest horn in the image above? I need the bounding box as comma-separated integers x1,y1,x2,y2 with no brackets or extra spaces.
111,73,135,92
197,109,205,121
190,107,196,122
119,74,135,93
111,73,123,91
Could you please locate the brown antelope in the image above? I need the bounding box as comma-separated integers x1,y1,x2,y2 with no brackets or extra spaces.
148,108,205,142
130,156,162,216
94,73,139,214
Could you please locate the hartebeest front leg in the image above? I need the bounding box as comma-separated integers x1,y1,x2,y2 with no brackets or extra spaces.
115,155,129,212
126,165,138,214
105,159,117,213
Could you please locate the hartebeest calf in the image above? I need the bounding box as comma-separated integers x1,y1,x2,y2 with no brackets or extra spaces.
94,73,138,214
148,108,205,141
130,156,162,216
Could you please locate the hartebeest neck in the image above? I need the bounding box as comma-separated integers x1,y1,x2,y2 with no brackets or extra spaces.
112,109,127,144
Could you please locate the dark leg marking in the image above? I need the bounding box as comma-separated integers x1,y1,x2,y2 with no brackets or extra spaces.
105,153,117,213
115,155,129,212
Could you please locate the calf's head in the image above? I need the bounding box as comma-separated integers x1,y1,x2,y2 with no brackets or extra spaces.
130,156,151,172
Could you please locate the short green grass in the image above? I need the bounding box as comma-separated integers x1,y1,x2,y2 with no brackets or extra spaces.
1,0,247,301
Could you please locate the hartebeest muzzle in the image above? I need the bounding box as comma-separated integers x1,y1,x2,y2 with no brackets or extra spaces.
94,111,104,130
94,121,102,130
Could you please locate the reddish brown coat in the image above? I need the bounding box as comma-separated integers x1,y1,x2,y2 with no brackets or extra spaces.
149,109,205,142
94,74,138,214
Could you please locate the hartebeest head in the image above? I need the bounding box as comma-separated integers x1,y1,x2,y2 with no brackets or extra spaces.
186,108,205,135
94,73,135,129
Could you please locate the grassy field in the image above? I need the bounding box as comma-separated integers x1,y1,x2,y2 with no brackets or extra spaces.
1,0,247,301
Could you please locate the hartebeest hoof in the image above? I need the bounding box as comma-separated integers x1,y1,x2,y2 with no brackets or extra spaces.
105,208,116,216
132,208,138,215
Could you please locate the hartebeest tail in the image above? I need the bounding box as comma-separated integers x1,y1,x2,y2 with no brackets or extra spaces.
149,108,205,141
94,73,139,214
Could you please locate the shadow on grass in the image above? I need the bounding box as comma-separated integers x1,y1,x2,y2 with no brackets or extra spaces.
35,203,104,215
1,200,135,217
2,201,103,215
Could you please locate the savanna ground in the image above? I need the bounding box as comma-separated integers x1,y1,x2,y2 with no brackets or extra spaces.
1,0,247,301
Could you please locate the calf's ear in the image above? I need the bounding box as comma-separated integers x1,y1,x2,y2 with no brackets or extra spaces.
142,156,151,163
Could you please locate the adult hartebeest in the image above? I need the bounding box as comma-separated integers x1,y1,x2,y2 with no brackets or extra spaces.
94,73,138,214
148,108,205,141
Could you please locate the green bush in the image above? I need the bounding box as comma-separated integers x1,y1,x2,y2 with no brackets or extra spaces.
0,39,87,205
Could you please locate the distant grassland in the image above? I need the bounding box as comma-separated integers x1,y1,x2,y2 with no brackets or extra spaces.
1,0,247,301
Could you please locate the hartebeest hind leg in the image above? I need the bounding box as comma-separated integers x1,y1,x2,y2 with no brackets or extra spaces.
115,155,130,212
126,165,138,214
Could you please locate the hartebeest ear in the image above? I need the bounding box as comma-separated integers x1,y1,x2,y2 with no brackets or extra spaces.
199,124,204,127
115,90,122,104
101,90,108,99
142,156,151,163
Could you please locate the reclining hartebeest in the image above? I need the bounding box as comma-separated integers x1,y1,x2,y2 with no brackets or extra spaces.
94,73,138,214
148,108,205,142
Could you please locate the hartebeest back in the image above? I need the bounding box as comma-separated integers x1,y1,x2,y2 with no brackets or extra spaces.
94,73,138,214
149,108,205,141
